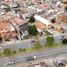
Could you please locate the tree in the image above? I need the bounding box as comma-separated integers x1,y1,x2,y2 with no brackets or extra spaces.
62,39,67,44
5,37,10,41
15,9,22,13
46,36,54,46
0,33,1,38
19,48,22,52
29,16,35,23
4,5,11,12
13,50,16,54
22,48,26,52
65,6,67,11
0,33,2,43
51,17,56,23
34,41,42,50
3,48,11,56
28,25,38,36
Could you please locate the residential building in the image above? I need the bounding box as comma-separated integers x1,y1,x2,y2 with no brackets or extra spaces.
0,18,15,41
59,12,67,23
34,15,51,32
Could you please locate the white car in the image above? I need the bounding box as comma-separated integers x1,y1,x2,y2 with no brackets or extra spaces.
33,56,37,59
8,61,15,65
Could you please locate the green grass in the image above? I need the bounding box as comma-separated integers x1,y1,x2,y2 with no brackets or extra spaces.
0,43,63,57
45,30,52,35
45,43,62,48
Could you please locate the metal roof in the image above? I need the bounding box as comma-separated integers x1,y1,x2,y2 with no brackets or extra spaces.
34,15,50,26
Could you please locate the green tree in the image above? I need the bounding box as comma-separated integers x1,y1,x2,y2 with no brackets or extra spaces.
0,33,2,43
34,41,42,50
46,36,54,46
13,50,16,54
28,25,38,36
65,6,67,11
22,48,26,52
0,33,1,38
62,39,67,44
5,37,10,41
19,48,22,52
51,17,56,23
4,5,11,12
3,48,11,56
15,9,22,13
29,16,35,23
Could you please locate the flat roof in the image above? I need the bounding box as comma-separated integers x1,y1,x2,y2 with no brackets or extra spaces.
34,15,50,26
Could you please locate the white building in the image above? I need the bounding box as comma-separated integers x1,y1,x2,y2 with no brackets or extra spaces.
34,15,51,32
34,15,50,26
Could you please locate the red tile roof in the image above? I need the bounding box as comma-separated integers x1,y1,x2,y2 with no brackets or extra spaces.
59,12,67,23
35,21,46,30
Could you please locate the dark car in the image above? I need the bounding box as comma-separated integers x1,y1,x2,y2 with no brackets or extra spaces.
54,60,65,67
26,56,36,61
31,40,35,43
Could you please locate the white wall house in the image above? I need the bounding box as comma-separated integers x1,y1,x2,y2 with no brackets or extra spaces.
34,15,51,33
34,15,51,27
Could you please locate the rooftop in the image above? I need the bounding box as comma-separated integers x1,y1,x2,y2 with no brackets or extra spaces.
34,15,50,26
35,21,46,30
59,12,67,23
0,19,15,33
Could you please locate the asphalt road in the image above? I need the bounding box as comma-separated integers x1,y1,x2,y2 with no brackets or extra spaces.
12,45,67,63
0,33,67,67
0,45,67,67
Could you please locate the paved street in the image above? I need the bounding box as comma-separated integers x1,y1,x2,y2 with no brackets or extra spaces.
0,45,67,67
2,53,67,67
0,33,67,67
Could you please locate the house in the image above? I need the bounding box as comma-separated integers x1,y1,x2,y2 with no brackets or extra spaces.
35,21,46,32
11,16,26,26
59,12,67,23
34,15,51,32
61,0,67,7
37,3,51,10
34,15,51,26
0,18,15,41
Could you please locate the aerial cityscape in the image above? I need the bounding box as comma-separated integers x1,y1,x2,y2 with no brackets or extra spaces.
0,0,67,67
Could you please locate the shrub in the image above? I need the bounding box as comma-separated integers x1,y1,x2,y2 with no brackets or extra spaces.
62,39,67,44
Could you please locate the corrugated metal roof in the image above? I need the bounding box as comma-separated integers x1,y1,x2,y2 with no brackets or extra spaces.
34,15,50,26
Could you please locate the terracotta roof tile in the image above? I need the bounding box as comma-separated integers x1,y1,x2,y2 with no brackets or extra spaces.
35,21,46,30
0,19,14,32
59,12,67,23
